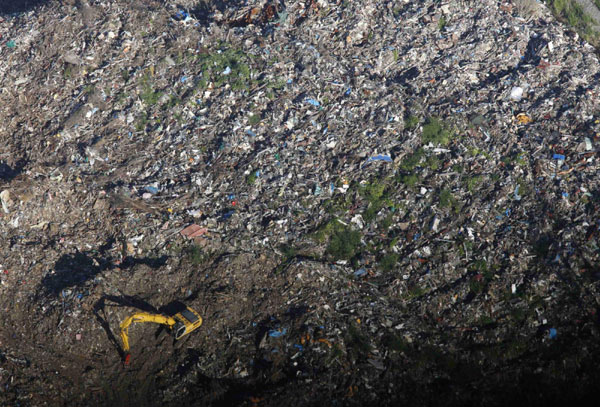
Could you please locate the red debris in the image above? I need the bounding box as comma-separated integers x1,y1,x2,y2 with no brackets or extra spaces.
180,224,208,238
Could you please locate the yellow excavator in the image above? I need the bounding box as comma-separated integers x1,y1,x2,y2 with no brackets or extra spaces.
119,305,203,365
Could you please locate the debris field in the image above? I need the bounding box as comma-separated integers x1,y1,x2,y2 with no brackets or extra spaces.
1,0,600,405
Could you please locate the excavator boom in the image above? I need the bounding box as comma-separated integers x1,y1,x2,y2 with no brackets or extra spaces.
119,312,176,353
119,306,203,358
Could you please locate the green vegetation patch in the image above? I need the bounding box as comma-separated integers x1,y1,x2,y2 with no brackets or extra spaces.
164,94,181,109
380,213,394,230
196,47,254,90
135,111,149,132
426,154,441,170
468,146,491,159
362,181,386,203
345,323,371,356
477,315,496,327
379,253,399,271
403,284,429,300
404,114,420,130
63,65,73,79
399,148,425,171
322,194,352,215
185,245,208,265
313,218,343,243
438,15,447,31
465,175,483,193
383,333,410,352
360,181,391,222
327,226,362,260
547,0,600,46
139,73,162,106
248,114,261,125
439,188,461,212
422,117,454,146
399,173,420,187
246,170,258,185
83,84,95,95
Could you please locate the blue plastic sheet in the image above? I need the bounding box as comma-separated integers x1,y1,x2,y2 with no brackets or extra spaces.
268,328,287,338
354,268,367,277
366,155,392,163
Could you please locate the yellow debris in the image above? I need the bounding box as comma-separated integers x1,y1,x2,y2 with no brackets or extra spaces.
516,113,532,124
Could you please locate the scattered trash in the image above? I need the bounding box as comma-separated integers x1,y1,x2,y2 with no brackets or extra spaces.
1,1,599,405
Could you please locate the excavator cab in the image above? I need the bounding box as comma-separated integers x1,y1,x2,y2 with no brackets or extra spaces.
172,307,202,340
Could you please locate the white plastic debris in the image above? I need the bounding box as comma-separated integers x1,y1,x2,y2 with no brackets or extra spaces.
510,86,524,101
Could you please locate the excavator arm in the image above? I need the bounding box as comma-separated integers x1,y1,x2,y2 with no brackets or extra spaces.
118,306,202,365
119,312,176,353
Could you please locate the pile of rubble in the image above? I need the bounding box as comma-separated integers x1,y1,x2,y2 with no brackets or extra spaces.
1,1,600,405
